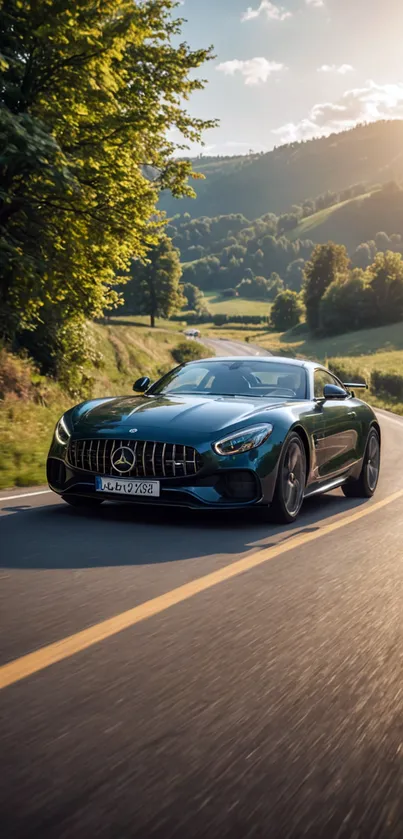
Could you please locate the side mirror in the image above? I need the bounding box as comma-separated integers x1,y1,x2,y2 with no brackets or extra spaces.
323,383,348,400
133,376,150,393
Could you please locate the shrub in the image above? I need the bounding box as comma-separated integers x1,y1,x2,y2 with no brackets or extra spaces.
172,340,210,365
271,290,302,331
0,347,35,400
212,314,229,326
221,288,238,298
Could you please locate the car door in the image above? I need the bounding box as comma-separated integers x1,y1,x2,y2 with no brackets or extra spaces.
313,369,360,480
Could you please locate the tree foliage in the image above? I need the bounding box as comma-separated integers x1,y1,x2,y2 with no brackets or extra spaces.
173,212,314,293
319,271,375,335
367,251,403,324
303,243,350,331
271,290,302,331
316,249,403,336
0,0,215,379
181,282,206,312
123,236,184,327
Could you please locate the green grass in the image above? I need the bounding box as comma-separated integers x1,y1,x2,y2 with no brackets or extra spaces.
255,319,403,363
0,321,189,489
204,292,271,317
286,189,378,246
211,319,403,415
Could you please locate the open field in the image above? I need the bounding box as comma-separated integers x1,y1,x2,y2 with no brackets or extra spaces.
255,319,403,362
203,292,271,317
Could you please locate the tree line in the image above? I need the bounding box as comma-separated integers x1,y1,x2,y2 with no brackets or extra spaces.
303,243,403,335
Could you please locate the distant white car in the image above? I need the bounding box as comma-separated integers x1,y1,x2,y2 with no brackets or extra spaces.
184,329,201,338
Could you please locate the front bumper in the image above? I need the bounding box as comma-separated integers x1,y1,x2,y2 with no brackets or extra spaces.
48,458,270,509
47,441,282,509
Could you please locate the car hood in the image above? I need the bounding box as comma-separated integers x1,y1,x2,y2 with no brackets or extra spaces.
71,393,289,439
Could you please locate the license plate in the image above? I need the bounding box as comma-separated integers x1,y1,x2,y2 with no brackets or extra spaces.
95,476,160,497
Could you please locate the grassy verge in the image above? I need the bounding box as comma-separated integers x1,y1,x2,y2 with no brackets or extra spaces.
0,321,185,489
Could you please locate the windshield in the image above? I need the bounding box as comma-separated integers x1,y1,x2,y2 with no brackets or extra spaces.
149,360,307,399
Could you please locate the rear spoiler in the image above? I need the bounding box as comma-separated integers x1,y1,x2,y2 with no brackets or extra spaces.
343,382,368,390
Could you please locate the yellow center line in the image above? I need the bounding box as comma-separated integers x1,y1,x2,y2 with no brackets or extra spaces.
1,488,403,691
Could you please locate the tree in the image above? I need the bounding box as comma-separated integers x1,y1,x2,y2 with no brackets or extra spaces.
367,251,403,324
0,0,215,376
286,259,305,292
271,291,302,331
181,283,205,312
303,243,350,332
319,271,375,335
124,237,184,327
236,275,270,299
268,272,284,298
351,243,373,270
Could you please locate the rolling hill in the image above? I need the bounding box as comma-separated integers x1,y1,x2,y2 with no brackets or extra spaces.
161,121,403,221
286,184,403,250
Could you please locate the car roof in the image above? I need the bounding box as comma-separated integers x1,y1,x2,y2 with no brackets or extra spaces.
186,355,316,369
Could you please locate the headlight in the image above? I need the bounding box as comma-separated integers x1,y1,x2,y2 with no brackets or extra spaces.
55,414,71,446
213,424,273,456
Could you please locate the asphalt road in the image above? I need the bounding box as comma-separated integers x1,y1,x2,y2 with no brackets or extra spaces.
199,336,272,357
1,376,403,836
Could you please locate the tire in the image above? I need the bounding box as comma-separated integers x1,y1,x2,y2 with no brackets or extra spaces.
62,495,104,508
342,428,380,498
267,432,307,524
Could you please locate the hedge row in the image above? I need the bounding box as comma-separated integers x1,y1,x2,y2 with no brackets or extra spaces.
328,357,403,402
171,313,270,325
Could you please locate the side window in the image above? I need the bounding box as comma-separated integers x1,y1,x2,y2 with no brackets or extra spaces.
314,369,339,398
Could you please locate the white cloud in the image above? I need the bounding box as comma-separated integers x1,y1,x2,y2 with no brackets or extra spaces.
318,64,354,75
217,58,286,86
272,81,403,143
242,1,292,22
306,0,324,6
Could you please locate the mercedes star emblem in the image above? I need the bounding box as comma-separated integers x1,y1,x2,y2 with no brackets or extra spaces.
111,446,136,474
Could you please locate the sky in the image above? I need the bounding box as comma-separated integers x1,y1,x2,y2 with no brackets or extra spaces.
173,0,403,155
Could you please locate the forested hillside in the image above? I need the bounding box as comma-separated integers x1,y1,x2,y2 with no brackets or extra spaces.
287,182,403,251
161,121,403,220
164,182,403,296
167,213,314,292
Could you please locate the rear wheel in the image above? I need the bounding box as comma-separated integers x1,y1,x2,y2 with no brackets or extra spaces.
62,495,104,508
267,433,306,524
342,428,380,498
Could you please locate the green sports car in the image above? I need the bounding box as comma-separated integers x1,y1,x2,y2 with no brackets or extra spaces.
47,356,381,523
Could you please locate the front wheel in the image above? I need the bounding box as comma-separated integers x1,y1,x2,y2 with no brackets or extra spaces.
62,495,104,508
342,428,380,498
267,433,307,524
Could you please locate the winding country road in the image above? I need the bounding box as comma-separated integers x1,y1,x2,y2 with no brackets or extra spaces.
199,336,272,356
1,342,403,838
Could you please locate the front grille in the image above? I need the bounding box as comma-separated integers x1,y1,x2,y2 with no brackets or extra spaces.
67,439,203,479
